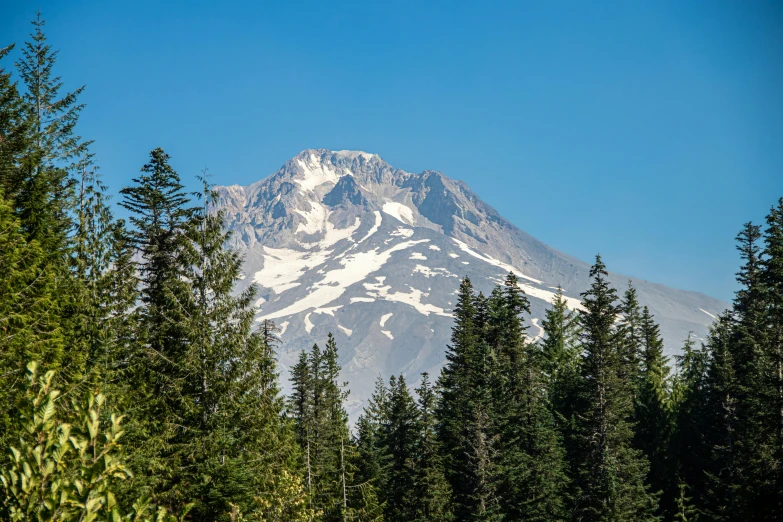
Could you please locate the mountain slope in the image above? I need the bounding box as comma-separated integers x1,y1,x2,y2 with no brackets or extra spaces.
216,149,726,415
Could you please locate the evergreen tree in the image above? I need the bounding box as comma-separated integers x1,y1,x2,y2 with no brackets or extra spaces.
170,178,303,520
489,273,569,521
755,198,783,518
633,306,674,517
0,44,31,201
413,373,453,522
0,190,64,448
619,283,644,397
380,375,419,521
14,13,85,251
354,376,391,499
437,277,500,521
290,336,382,521
700,314,739,521
540,286,582,508
574,255,657,521
116,148,197,511
669,333,710,518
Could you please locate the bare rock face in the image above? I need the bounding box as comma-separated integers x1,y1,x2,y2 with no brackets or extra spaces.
216,149,726,418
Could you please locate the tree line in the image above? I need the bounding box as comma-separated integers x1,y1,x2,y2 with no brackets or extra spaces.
1,13,782,522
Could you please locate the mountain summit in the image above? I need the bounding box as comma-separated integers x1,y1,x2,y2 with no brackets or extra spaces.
216,149,726,415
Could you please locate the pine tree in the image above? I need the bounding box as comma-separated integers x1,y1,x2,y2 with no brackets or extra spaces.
437,277,500,521
540,286,582,509
700,314,739,521
354,376,391,500
574,255,657,521
671,480,700,522
0,190,64,448
290,336,381,521
14,12,85,252
633,306,674,517
619,283,644,397
116,148,196,511
169,178,302,519
413,373,453,522
670,334,710,518
0,44,31,201
380,375,419,522
489,273,569,521
755,198,783,519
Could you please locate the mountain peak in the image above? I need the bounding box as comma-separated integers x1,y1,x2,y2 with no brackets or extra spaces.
215,149,726,419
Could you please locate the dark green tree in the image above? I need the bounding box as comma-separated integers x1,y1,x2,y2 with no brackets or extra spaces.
380,375,419,521
413,373,453,522
0,44,31,200
437,277,501,521
540,286,582,507
290,336,382,521
14,13,85,251
0,190,64,448
619,283,644,397
116,148,196,512
574,256,657,521
700,314,739,521
755,198,783,518
633,306,674,517
669,333,710,519
488,273,569,521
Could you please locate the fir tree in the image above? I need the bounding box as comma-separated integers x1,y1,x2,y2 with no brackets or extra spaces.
173,178,303,520
489,273,569,521
413,373,453,522
290,336,382,521
619,283,644,397
0,190,64,449
116,148,197,511
14,13,85,251
0,44,31,201
574,255,657,521
669,333,710,518
437,277,500,521
354,376,391,497
634,306,674,517
540,286,582,509
380,375,419,522
755,198,783,518
700,314,739,521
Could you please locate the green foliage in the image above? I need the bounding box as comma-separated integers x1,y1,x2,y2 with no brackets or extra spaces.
0,362,189,522
436,277,500,521
573,256,657,521
289,336,382,521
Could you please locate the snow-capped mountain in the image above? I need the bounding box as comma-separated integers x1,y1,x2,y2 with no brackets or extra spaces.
216,149,726,416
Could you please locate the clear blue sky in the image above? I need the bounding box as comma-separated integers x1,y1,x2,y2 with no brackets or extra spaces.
3,0,782,302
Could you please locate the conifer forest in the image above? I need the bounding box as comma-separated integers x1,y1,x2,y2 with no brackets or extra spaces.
2,14,783,522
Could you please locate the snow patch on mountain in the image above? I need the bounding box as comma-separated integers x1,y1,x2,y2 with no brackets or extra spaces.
452,238,542,284
338,325,353,336
294,153,341,192
304,313,314,334
383,201,415,225
261,239,430,320
358,211,383,243
699,308,718,320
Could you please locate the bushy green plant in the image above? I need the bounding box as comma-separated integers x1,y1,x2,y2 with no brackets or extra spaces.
0,362,190,521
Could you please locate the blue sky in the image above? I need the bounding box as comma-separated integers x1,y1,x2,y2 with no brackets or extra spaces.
2,0,782,302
